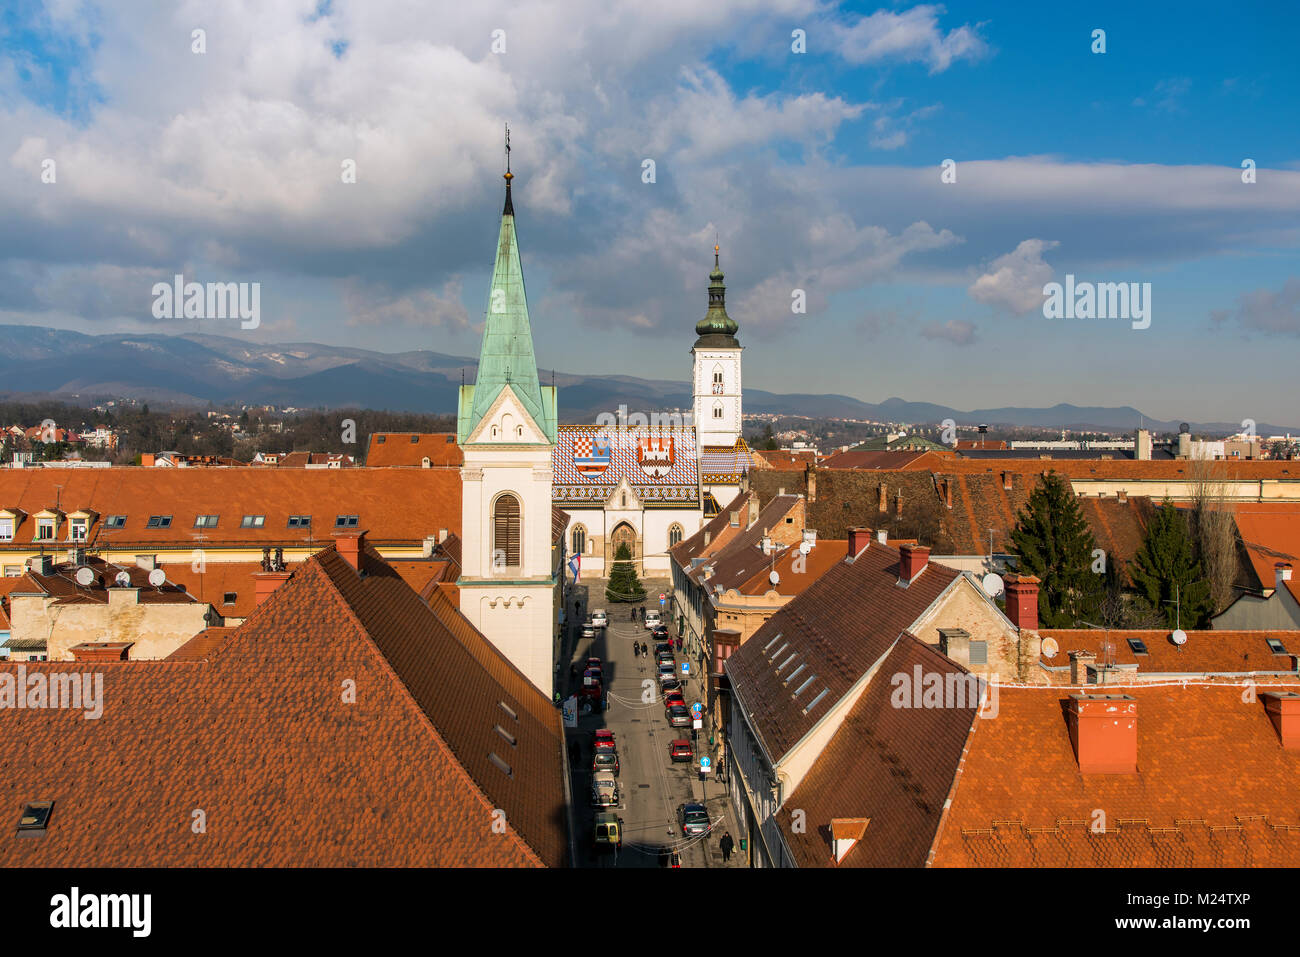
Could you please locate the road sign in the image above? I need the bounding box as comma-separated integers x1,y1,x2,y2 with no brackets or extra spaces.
692,718,702,730
690,702,702,717
699,756,712,773
659,596,666,606
659,593,665,601
680,662,690,675
700,756,711,768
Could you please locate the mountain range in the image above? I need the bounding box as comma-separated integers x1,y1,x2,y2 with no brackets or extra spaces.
0,325,1289,434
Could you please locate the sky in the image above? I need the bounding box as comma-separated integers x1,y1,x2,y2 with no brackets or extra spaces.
0,0,1297,424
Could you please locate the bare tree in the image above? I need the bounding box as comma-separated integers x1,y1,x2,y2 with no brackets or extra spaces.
1188,459,1239,615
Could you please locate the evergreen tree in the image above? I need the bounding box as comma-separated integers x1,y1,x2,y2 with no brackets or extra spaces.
1130,499,1214,629
605,542,646,603
1009,471,1104,627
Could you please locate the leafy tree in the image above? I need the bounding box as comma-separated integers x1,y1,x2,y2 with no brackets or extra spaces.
1009,471,1103,627
1130,499,1214,629
605,542,646,603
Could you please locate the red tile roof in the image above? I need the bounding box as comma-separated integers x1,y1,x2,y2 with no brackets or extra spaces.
726,542,961,763
933,684,1300,866
819,449,932,470
364,432,463,467
1233,503,1300,604
735,540,847,597
0,540,567,867
1039,629,1300,676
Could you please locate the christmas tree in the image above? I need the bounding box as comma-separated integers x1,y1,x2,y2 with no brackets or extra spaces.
1009,471,1104,627
606,542,646,603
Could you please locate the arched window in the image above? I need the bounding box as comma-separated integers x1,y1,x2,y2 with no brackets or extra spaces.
713,402,724,419
493,494,521,568
668,523,684,547
572,525,586,555
712,365,724,395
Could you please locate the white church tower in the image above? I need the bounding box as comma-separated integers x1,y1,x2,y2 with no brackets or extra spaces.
457,145,558,695
692,244,743,447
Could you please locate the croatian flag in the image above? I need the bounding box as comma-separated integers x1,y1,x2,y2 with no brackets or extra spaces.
568,553,581,584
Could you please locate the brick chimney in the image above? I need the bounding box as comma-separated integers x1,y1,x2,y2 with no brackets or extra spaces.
1067,694,1137,773
806,466,817,503
895,491,903,518
69,642,132,662
1277,563,1293,591
878,483,887,513
1117,489,1128,504
1001,471,1012,491
1069,650,1095,685
254,570,292,606
899,543,929,583
847,527,871,560
1263,692,1300,750
335,530,366,571
941,479,952,509
1004,573,1040,631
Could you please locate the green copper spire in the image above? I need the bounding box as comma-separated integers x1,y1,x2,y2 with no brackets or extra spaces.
457,143,556,444
694,242,739,346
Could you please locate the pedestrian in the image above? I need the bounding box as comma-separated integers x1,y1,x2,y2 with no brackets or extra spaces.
675,635,682,653
720,831,734,863
633,640,641,657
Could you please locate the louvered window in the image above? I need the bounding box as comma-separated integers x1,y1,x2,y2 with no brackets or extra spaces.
969,640,988,666
493,494,521,568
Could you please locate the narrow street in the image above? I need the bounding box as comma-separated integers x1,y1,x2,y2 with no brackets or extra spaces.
565,583,742,869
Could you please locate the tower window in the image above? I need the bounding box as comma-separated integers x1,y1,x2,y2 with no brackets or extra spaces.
572,525,586,555
712,367,724,395
493,494,521,568
713,402,723,419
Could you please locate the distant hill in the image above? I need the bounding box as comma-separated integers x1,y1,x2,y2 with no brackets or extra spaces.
0,325,1290,433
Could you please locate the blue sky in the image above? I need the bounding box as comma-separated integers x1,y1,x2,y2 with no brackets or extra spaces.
0,1,1297,424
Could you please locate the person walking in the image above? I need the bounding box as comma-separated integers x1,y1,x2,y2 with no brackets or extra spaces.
719,831,734,863
633,640,641,657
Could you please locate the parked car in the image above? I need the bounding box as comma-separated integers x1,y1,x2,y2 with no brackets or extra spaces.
666,704,691,727
654,642,674,657
581,622,596,639
657,662,677,685
664,690,685,709
592,750,620,777
651,624,669,638
669,739,693,762
594,811,623,851
593,729,617,752
659,676,683,693
644,610,661,630
592,771,620,807
656,654,675,671
591,610,608,628
678,802,710,837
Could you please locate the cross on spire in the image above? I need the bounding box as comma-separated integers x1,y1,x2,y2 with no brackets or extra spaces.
503,123,514,215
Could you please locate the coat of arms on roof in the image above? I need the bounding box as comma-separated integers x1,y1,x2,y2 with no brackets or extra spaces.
637,436,674,478
574,433,611,477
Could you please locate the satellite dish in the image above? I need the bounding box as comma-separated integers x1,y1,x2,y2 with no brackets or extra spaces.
1171,629,1187,646
798,541,811,555
74,567,94,587
148,568,166,587
1040,636,1059,658
981,573,1005,598
769,570,780,586
114,571,132,588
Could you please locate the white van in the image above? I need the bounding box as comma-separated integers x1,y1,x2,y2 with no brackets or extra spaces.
644,609,661,630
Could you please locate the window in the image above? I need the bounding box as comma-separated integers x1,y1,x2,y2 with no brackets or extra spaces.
712,366,724,395
410,435,419,443
488,752,513,778
146,515,172,529
494,724,517,747
287,515,311,528
241,515,265,528
713,402,723,419
194,515,219,528
3,565,22,577
493,495,521,568
499,701,518,722
1267,637,1288,654
668,524,683,547
1127,638,1149,655
0,518,13,541
335,514,359,528
17,801,53,832
969,640,988,666
222,592,237,605
376,435,386,444
69,520,88,541
36,520,55,540
105,515,126,529
572,526,586,555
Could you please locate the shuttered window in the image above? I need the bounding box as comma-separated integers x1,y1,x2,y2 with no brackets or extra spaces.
969,640,988,666
493,495,521,568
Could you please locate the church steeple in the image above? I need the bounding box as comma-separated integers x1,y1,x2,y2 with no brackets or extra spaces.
694,242,739,346
457,133,557,444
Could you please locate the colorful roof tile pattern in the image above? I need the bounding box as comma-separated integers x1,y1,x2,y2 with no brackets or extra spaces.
552,426,699,506
700,440,752,483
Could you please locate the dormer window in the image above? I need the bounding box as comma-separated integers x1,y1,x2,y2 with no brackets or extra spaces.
0,518,13,541
68,519,88,541
36,519,56,541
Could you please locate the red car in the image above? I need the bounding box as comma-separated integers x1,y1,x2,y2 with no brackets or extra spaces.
594,729,617,752
586,657,603,672
669,739,693,762
664,690,685,709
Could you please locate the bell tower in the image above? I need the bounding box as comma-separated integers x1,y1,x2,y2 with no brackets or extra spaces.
691,243,743,447
456,131,559,695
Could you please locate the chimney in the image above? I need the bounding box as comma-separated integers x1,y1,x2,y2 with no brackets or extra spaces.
847,527,871,560
1066,694,1137,773
748,496,760,528
335,530,366,571
1004,573,1040,631
878,483,887,513
1277,563,1293,590
1263,692,1300,750
899,543,930,583
134,554,157,571
1001,471,1012,491
938,628,971,666
801,528,816,547
1135,428,1152,461
761,536,772,555
778,486,785,496
805,465,817,504
941,479,952,509
255,570,292,606
67,547,86,567
32,554,54,576
894,491,903,518
876,528,887,544
1069,650,1096,685
108,586,140,607
69,642,132,662
1117,489,1128,504
438,528,449,544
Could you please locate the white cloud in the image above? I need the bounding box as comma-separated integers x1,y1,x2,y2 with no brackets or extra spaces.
1210,278,1300,337
832,5,989,73
967,238,1058,314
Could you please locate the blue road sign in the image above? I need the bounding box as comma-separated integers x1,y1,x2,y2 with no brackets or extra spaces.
700,756,711,769
690,702,702,715
680,662,690,675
